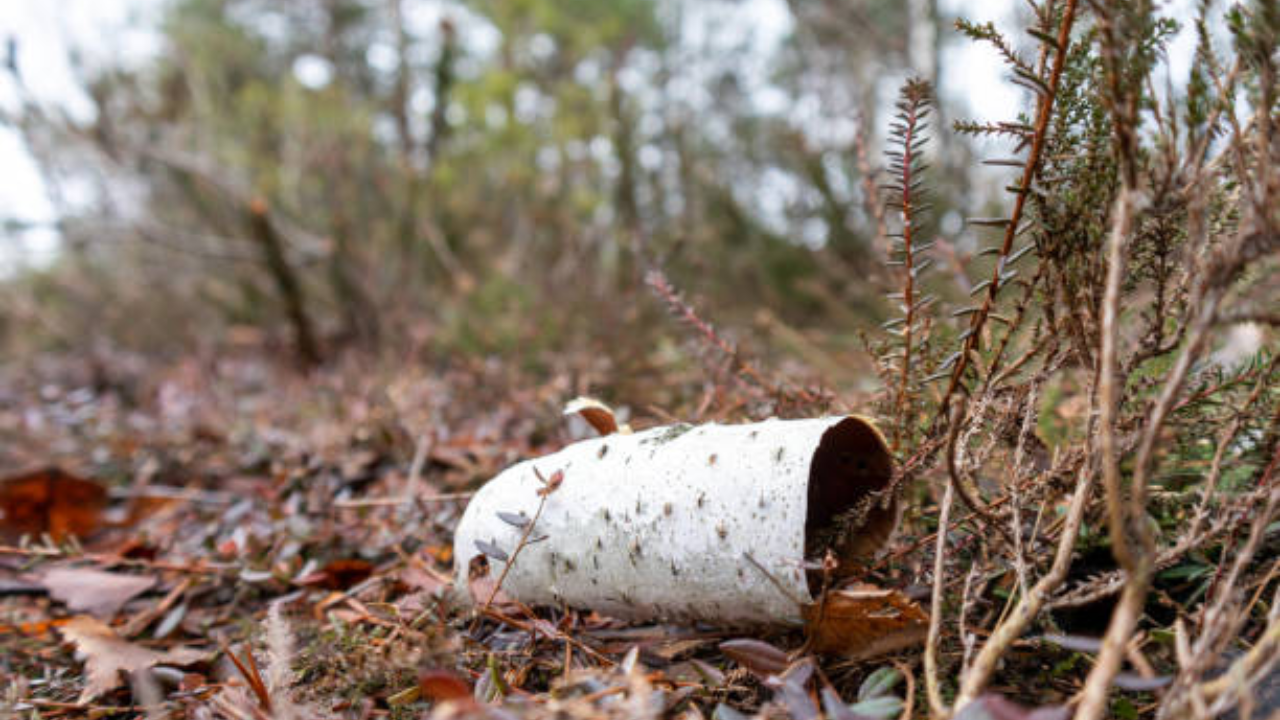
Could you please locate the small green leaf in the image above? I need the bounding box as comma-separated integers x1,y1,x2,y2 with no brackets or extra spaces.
858,666,903,700
1158,563,1210,581
848,695,904,719
1113,696,1139,720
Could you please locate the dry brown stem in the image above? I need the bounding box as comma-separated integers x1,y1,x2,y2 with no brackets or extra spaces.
924,479,956,719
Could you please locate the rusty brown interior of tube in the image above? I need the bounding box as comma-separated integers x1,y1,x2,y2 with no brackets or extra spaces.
804,417,897,595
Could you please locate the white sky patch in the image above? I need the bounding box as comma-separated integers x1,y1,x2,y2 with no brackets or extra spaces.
676,0,795,116
365,41,399,75
940,0,1032,124
0,0,162,119
0,0,162,273
0,127,59,274
292,54,334,90
941,0,1213,123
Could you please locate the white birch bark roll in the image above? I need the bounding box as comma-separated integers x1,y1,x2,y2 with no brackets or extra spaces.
453,416,895,627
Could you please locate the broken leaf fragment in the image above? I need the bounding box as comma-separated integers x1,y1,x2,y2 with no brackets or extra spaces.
295,559,374,590
563,396,630,436
58,615,210,703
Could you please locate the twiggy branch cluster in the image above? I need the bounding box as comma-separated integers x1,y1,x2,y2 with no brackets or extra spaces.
645,269,832,415
873,1,1280,717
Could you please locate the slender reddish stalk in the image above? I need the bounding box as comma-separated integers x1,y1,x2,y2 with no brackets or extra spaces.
937,0,1078,419
892,90,924,452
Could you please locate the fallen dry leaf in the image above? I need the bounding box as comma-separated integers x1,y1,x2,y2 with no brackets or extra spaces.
399,563,448,595
58,615,210,702
954,694,1071,720
802,584,928,658
42,567,157,618
295,559,373,590
0,467,107,542
43,566,156,617
719,638,790,677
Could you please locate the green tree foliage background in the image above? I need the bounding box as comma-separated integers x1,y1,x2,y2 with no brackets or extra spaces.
1,0,1017,378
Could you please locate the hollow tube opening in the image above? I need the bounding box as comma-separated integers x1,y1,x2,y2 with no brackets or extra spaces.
804,417,897,595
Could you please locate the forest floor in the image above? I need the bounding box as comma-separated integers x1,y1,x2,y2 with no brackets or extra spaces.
3,346,1261,720
1,347,945,720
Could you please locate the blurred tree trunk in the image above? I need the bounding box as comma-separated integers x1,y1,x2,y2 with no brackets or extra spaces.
316,0,380,349
388,4,458,286
421,18,458,285
326,181,380,349
388,0,415,164
425,19,456,165
609,41,642,287
388,0,420,277
247,199,321,366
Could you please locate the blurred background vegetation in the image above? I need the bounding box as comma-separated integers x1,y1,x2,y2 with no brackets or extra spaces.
0,0,1096,393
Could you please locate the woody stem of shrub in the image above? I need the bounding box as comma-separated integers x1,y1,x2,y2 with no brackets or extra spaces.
924,479,955,718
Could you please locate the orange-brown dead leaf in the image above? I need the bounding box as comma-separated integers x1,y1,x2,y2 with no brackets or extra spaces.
296,559,374,590
0,617,71,637
423,544,453,565
417,668,473,702
802,584,928,658
58,615,210,703
0,467,107,542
